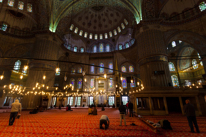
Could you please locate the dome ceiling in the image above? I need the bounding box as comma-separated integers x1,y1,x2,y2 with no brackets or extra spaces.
72,7,126,33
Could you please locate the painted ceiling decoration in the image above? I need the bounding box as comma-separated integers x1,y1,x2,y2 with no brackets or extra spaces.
48,0,143,32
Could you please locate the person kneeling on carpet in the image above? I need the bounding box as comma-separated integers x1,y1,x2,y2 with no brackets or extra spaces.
88,106,93,115
93,107,97,115
100,115,110,130
30,106,39,114
66,104,73,111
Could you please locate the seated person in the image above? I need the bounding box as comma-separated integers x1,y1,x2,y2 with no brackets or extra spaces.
93,107,97,115
88,107,93,115
30,106,39,114
66,104,73,111
100,115,110,130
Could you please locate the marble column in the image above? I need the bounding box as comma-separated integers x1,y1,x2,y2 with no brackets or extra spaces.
136,29,172,90
21,32,62,109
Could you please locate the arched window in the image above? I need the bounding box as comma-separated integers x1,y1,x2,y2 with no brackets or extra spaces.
121,23,125,29
0,23,8,31
70,78,75,87
0,0,2,3
109,63,113,73
122,77,127,88
192,59,198,69
93,45,97,53
172,41,176,47
124,19,128,25
105,33,108,39
100,34,103,40
27,3,32,12
179,40,182,44
55,68,60,76
106,44,110,52
80,48,84,53
90,64,94,73
90,78,94,88
109,31,112,37
95,34,98,40
14,60,21,71
168,62,175,71
113,29,117,35
109,78,113,88
119,45,122,50
8,0,14,7
79,30,83,36
99,63,104,73
99,43,104,52
125,43,129,48
77,78,82,89
200,61,203,66
74,27,78,33
117,26,121,33
197,53,201,59
129,65,134,72
130,78,136,88
121,66,126,72
78,68,82,73
89,33,93,39
74,47,77,52
130,39,135,45
18,1,24,10
199,2,206,12
71,68,75,74
84,32,88,38
171,75,179,87
70,24,74,31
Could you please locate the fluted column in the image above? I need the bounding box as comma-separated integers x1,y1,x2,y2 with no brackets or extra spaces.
22,32,62,109
136,29,172,90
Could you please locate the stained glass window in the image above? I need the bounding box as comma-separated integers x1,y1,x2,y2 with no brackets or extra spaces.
70,24,74,31
121,66,126,72
172,41,176,47
131,39,135,45
74,47,77,52
171,75,179,87
71,68,75,74
122,77,127,88
0,23,8,31
100,63,104,73
124,19,128,25
55,68,60,76
89,33,93,39
129,65,134,72
199,2,206,12
109,31,112,37
90,79,94,88
14,60,21,71
105,33,108,39
0,0,2,3
99,43,104,52
117,26,121,33
74,27,78,33
8,0,14,7
125,43,129,48
79,30,83,36
71,78,75,87
109,63,113,73
200,61,203,66
78,79,82,89
100,34,103,40
113,29,117,35
197,53,201,59
78,68,82,73
80,48,84,53
95,34,98,40
119,45,122,50
121,23,125,29
91,64,94,73
169,62,175,71
106,44,110,52
130,78,136,87
192,59,198,69
93,45,97,53
109,78,113,88
179,40,182,43
84,32,88,38
27,3,32,12
18,1,24,10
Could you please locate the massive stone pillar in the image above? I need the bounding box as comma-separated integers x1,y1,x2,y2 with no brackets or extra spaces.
136,29,172,90
21,32,62,109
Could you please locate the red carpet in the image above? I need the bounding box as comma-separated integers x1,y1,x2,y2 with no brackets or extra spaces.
0,108,205,137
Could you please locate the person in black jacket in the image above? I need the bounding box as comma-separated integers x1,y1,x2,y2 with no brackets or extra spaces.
128,101,133,117
119,102,126,126
183,99,200,133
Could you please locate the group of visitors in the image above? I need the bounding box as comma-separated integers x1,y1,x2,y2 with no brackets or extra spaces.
126,101,134,117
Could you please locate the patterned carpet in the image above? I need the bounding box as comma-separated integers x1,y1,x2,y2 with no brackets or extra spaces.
0,108,205,137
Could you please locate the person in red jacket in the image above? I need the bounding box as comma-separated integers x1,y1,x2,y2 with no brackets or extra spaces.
126,101,129,115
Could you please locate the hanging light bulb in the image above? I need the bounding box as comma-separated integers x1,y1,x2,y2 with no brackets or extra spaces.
104,74,107,78
84,78,87,82
64,75,67,81
24,65,28,71
43,75,46,80
131,79,133,83
120,77,123,80
56,67,60,74
46,86,49,89
20,75,23,79
42,84,45,87
0,75,4,80
137,82,140,86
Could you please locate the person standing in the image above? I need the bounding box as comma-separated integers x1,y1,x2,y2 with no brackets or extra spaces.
99,115,110,130
126,101,129,115
183,99,200,133
128,101,133,117
119,102,126,126
9,99,21,126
